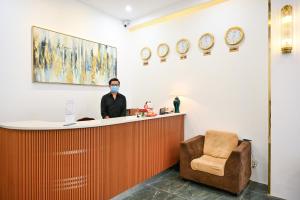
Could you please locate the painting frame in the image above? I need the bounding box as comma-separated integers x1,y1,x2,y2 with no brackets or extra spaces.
31,26,117,86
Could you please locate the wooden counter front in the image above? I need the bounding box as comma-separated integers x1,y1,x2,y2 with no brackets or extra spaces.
0,115,184,200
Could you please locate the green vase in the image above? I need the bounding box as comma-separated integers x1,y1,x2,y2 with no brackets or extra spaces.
173,97,180,113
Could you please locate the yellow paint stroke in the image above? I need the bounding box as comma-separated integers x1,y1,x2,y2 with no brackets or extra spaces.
91,55,97,84
129,0,229,32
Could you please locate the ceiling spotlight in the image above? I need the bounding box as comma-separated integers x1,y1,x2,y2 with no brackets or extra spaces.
125,5,132,12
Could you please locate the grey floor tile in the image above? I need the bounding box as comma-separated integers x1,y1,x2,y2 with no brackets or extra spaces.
148,172,188,194
246,181,268,194
150,177,187,193
267,196,286,200
216,195,243,200
215,182,249,200
157,169,180,179
242,190,269,200
122,185,185,200
112,183,145,200
143,169,175,185
173,181,225,200
112,167,284,200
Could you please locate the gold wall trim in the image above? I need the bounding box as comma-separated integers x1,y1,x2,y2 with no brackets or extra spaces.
268,0,272,195
129,0,229,32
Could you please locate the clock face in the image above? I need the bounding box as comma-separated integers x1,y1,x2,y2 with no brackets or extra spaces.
176,39,190,54
225,27,244,45
157,43,169,58
199,33,214,50
140,47,151,60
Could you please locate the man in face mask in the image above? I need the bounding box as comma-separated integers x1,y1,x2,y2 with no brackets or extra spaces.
101,78,127,119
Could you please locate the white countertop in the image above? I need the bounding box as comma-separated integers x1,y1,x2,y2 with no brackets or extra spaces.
0,113,185,131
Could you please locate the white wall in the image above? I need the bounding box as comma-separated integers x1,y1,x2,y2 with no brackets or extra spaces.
271,0,300,199
127,0,269,184
0,0,133,122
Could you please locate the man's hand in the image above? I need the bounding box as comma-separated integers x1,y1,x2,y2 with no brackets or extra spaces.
105,116,110,119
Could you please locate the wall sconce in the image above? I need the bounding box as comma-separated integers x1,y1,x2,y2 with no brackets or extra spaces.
281,5,293,54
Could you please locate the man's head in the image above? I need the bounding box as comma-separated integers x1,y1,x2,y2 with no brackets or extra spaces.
109,78,120,94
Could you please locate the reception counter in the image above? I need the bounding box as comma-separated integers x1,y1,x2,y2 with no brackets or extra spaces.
0,113,184,200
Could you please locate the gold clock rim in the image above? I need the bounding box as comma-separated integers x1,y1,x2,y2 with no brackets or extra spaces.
199,33,215,50
176,38,190,54
225,26,245,46
140,47,152,61
157,43,170,58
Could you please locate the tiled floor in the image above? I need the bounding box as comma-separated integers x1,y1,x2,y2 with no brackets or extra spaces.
112,167,283,200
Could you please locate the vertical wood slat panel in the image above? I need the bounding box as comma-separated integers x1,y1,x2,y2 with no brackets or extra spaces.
0,115,184,200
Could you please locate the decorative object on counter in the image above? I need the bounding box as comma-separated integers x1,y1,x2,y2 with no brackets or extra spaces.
143,101,157,117
140,47,152,65
159,107,174,115
199,33,215,56
146,112,157,117
165,107,174,113
144,101,153,110
157,43,170,62
173,96,181,113
225,26,245,52
176,38,190,59
32,26,117,86
138,108,148,117
65,100,76,124
159,107,167,115
281,5,293,54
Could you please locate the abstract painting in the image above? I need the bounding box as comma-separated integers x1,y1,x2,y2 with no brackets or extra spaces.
32,26,117,86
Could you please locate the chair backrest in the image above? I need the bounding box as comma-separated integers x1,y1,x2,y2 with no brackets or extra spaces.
203,130,238,159
126,108,139,116
77,117,95,122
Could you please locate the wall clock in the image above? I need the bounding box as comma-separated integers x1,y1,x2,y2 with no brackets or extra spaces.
225,26,245,52
140,47,151,65
157,43,169,62
199,33,215,55
176,39,190,59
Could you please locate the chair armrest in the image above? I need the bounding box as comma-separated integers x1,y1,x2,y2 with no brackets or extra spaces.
224,141,251,177
180,135,204,164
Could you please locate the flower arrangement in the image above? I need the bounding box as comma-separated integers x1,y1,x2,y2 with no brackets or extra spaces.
138,108,148,117
137,108,157,117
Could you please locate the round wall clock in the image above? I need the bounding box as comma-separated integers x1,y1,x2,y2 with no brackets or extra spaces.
225,26,245,52
176,39,190,59
199,33,215,55
140,47,151,65
157,43,169,62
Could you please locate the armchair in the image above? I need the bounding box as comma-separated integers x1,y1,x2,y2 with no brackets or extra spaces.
180,131,251,194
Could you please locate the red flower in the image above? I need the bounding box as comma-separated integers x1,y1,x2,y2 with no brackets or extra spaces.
138,108,148,113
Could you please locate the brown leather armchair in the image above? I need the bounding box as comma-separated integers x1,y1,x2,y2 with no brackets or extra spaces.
180,134,251,194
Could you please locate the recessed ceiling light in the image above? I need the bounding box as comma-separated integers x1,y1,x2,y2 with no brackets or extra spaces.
125,5,132,12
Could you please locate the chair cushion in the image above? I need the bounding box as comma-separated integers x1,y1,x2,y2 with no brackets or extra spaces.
203,130,238,159
191,155,227,176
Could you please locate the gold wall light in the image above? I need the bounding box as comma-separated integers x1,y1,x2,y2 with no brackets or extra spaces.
281,5,293,54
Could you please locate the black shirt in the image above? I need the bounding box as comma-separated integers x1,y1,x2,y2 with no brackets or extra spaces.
101,93,127,118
